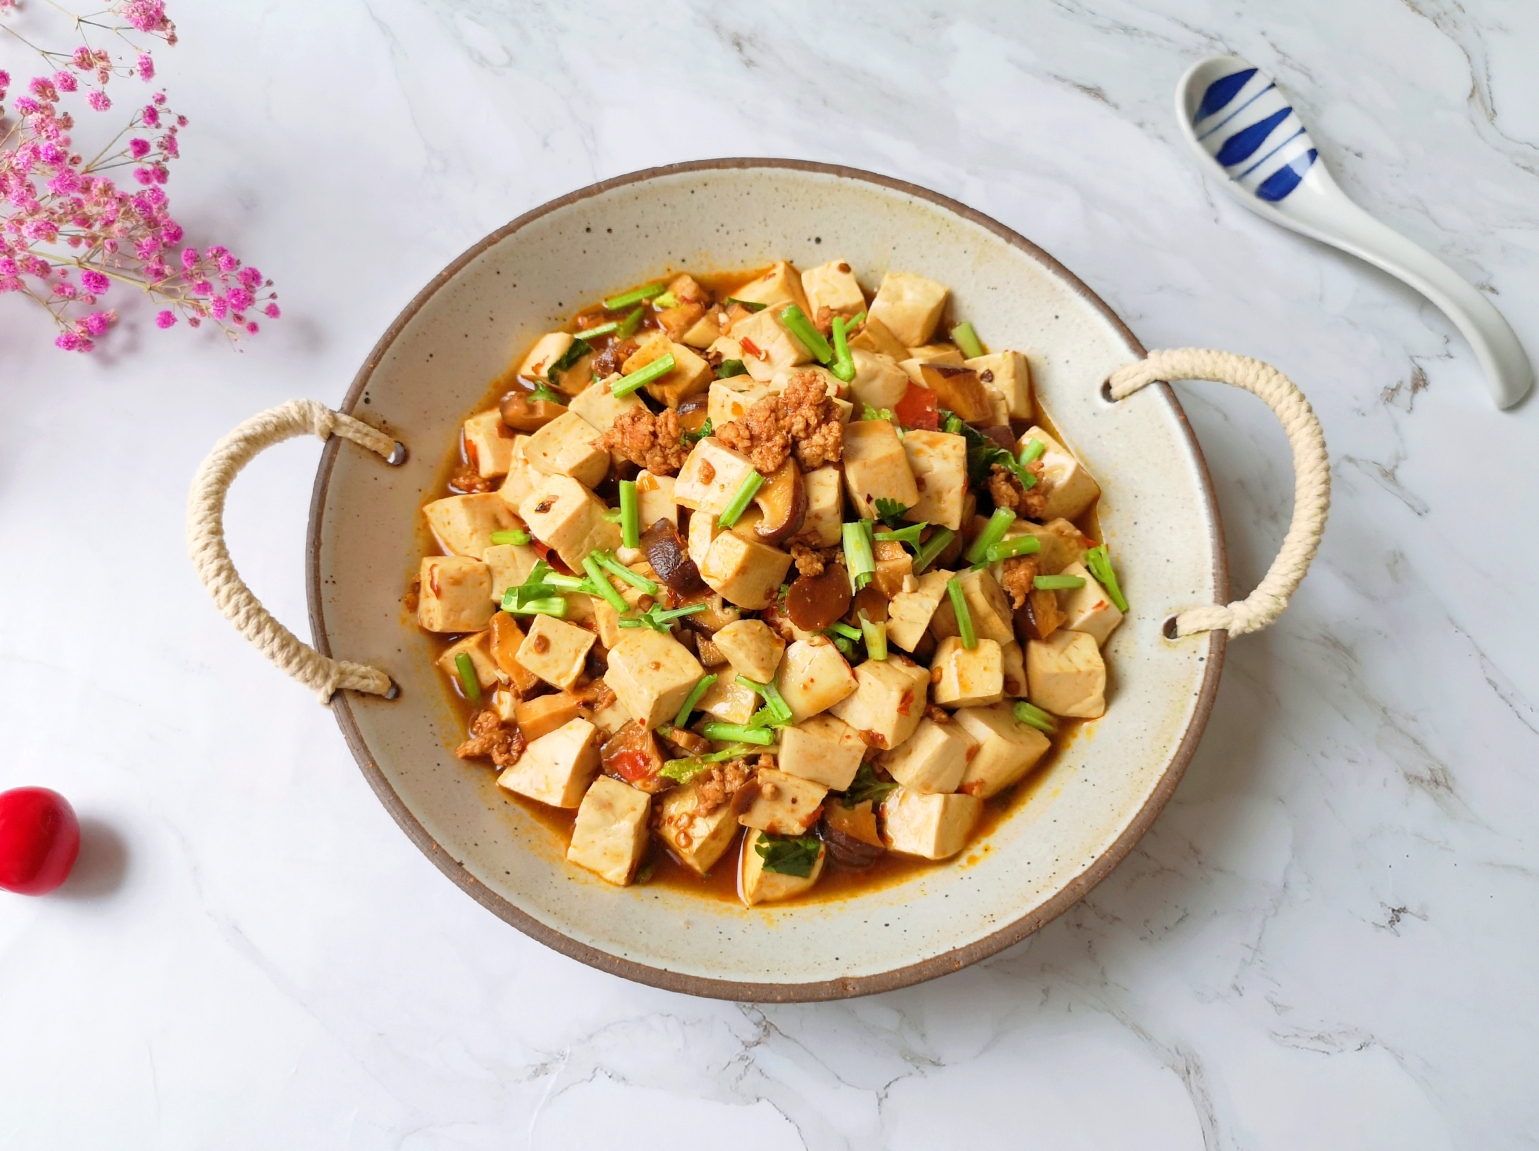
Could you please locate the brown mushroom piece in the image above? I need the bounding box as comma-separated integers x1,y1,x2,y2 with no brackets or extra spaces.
641,518,706,595
785,565,853,632
600,721,667,793
1014,588,1065,643
823,801,884,867
751,461,807,547
851,584,889,623
675,393,710,437
500,389,567,433
981,425,1016,452
919,362,994,424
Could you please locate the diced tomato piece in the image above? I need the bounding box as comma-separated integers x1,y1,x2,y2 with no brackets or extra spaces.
895,384,940,430
608,748,655,785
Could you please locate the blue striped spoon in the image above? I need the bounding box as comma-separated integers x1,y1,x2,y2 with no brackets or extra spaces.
1176,55,1531,409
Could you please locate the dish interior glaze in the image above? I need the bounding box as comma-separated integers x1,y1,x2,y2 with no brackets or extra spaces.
308,161,1226,999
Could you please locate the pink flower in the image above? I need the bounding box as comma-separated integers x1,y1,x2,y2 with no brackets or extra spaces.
264,302,281,319
82,310,113,336
227,287,252,309
14,97,41,115
180,247,198,271
245,321,258,334
130,138,151,159
160,221,183,244
87,91,111,112
137,54,155,82
30,77,59,102
81,269,110,294
133,167,154,186
55,331,90,351
238,266,261,290
53,282,78,299
142,104,161,128
209,294,228,319
53,71,78,93
156,309,176,328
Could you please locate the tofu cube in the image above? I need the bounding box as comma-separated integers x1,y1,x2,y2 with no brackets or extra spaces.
1057,560,1124,646
519,475,621,572
738,767,828,835
674,437,758,517
463,409,518,478
496,717,601,808
623,330,713,408
697,675,758,724
728,260,809,314
880,788,983,859
680,308,726,348
966,350,1033,420
841,420,919,520
699,532,793,610
898,343,965,386
879,718,974,794
828,655,930,751
849,350,911,412
869,272,949,347
799,465,845,547
918,362,993,425
436,631,500,690
1000,639,1027,699
516,332,576,381
1019,427,1101,521
848,314,909,361
418,556,495,632
484,541,540,604
777,639,858,723
730,306,813,383
930,636,1005,707
491,686,520,723
422,493,519,559
514,691,583,741
495,435,539,513
523,409,609,490
605,628,705,728
569,375,646,436
901,430,968,530
953,703,1051,798
656,782,742,875
515,613,596,690
1027,629,1107,718
800,259,866,317
777,713,866,790
687,504,721,568
740,828,825,906
929,567,1015,646
566,776,651,885
708,379,776,428
587,683,631,737
634,470,677,530
886,569,953,652
712,619,785,683
992,516,1093,578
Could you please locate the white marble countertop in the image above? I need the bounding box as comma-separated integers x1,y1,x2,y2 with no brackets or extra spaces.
3,0,1537,1146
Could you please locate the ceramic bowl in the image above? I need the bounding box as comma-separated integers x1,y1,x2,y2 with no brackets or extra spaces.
306,160,1227,1001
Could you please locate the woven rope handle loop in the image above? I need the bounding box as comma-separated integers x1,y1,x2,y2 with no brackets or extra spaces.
188,399,405,702
1108,348,1329,638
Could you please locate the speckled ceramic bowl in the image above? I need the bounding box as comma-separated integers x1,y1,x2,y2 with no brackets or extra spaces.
306,160,1226,1001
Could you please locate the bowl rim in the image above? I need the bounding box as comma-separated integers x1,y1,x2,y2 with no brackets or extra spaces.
306,158,1229,1002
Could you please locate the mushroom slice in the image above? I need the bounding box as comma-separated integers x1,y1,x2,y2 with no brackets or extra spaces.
676,392,710,437
1014,588,1066,643
785,565,853,632
641,518,706,595
499,389,567,432
752,461,807,547
918,362,993,424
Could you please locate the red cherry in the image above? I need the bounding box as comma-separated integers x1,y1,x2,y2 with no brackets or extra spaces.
0,787,81,895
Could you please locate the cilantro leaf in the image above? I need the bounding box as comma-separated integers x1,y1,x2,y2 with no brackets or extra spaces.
839,763,899,807
682,416,714,446
873,498,911,531
941,410,1036,490
715,359,747,379
546,337,591,384
754,832,822,877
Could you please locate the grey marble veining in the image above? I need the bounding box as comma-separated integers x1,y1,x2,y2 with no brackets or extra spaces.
1,1,1536,1146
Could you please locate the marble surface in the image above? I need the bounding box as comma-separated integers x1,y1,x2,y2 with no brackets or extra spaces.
2,0,1537,1146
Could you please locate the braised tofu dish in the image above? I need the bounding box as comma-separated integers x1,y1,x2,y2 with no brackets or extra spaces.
413,261,1129,906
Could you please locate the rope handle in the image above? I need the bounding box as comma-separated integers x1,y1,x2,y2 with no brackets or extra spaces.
1108,349,1330,638
188,399,406,702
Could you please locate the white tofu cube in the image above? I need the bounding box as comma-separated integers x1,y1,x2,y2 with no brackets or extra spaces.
777,639,858,724
727,260,809,314
699,531,793,610
483,541,540,604
519,475,621,572
495,435,539,514
842,419,919,520
1057,560,1124,646
418,556,495,632
605,628,705,728
1027,629,1107,718
497,717,601,808
730,306,812,383
901,430,968,530
848,314,909,361
515,613,596,690
740,828,825,906
436,631,500,690
828,655,930,751
1018,426,1101,521
634,470,677,530
886,569,953,652
777,713,865,790
674,437,758,517
491,686,520,723
880,717,974,794
954,703,1051,798
588,686,631,737
929,567,1015,646
569,374,646,436
422,493,519,560
849,350,911,412
517,332,576,380
930,636,1005,707
656,783,741,875
880,787,982,859
708,379,775,428
680,308,726,348
687,504,721,568
462,409,518,478
799,465,845,547
623,330,713,408
966,350,1033,420
898,343,964,386
800,259,866,317
523,409,609,490
697,675,758,724
566,776,650,885
1000,639,1027,699
712,620,785,683
995,517,1094,577
869,272,949,347
738,768,828,835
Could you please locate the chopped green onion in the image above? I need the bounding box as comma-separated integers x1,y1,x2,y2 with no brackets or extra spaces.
582,554,629,612
829,633,857,658
951,322,985,359
488,529,531,546
983,534,1042,563
859,611,888,660
966,507,1017,566
736,676,792,726
682,417,713,446
910,527,955,575
715,358,748,379
501,560,569,611
724,297,767,312
652,290,679,309
612,352,675,398
502,596,567,618
842,519,875,592
848,310,866,329
779,304,834,364
1034,574,1087,591
946,575,976,649
827,620,863,641
576,320,619,340
453,652,482,704
546,337,591,384
619,601,708,632
1083,545,1129,613
830,315,856,383
875,522,927,548
618,481,640,549
660,743,754,783
602,508,623,523
603,283,666,310
716,470,765,529
674,673,719,728
1019,437,1046,466
541,571,588,592
593,550,656,594
861,404,895,422
615,305,645,340
1013,700,1058,734
700,722,775,746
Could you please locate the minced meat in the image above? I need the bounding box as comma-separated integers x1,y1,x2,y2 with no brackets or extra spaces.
999,556,1039,610
988,459,1046,520
599,405,690,476
455,709,526,768
715,370,843,473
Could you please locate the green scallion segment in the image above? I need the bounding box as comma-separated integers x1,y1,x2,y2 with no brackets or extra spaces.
1013,700,1058,733
715,358,748,379
700,722,775,746
1019,437,1046,466
946,575,976,650
779,304,834,364
826,620,863,641
830,315,856,383
619,601,707,632
489,529,531,546
614,305,645,340
716,470,765,529
859,612,888,661
581,554,629,612
660,743,753,783
724,297,767,312
875,522,927,548
454,652,482,704
601,508,623,523
736,676,792,726
1033,574,1087,591
652,290,679,309
848,310,866,329
542,571,588,592
951,322,985,359
611,352,675,398
674,673,719,729
829,633,857,658
1083,545,1129,613
503,596,567,617
966,507,1017,566
983,534,1042,563
576,319,620,340
603,282,666,310
618,480,640,549
910,527,955,575
594,550,656,595
843,519,875,592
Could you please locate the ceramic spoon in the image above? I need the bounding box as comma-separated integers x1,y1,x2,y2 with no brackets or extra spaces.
1175,54,1533,410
